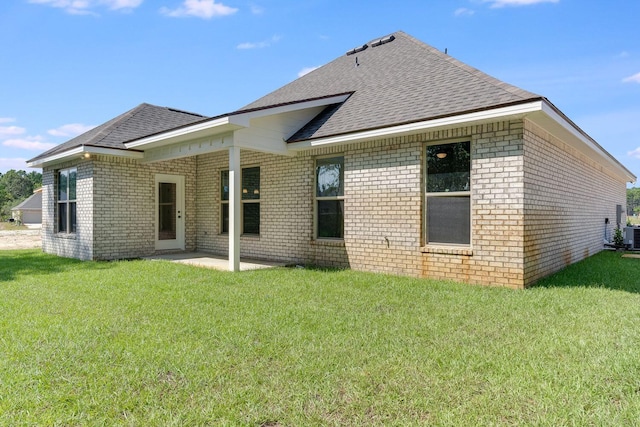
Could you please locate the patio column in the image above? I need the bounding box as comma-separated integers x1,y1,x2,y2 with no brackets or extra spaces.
228,146,241,272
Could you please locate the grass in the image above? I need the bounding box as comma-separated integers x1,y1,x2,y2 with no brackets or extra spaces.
0,221,27,231
628,216,640,226
1,250,640,425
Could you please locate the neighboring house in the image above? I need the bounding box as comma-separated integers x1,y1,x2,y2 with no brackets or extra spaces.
11,187,43,224
28,31,635,288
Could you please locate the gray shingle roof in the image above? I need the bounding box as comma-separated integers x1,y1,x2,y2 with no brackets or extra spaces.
240,31,541,142
29,103,207,163
12,190,42,211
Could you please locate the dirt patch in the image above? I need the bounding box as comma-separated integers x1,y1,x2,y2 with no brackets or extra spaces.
0,229,41,250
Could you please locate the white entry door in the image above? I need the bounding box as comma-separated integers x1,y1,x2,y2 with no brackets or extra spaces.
155,174,185,251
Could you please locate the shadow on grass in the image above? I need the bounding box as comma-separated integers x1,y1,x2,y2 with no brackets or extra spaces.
534,250,640,293
0,249,113,282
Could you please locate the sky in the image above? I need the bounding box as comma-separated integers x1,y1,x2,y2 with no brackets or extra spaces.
1,0,639,184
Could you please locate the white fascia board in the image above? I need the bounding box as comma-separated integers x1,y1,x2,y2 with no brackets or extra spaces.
124,94,351,151
125,116,241,149
287,100,544,150
232,93,352,126
538,101,636,182
26,145,144,168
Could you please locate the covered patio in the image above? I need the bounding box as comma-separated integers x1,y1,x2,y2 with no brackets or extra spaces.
144,252,287,271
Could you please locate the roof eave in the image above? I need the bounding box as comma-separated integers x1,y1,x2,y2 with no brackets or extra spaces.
27,145,144,169
124,93,352,151
288,98,635,184
534,101,636,183
288,99,545,149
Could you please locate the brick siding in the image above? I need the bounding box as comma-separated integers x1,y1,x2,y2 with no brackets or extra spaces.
522,119,625,284
40,119,627,289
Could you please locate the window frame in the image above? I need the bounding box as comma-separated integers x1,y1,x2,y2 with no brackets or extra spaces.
314,155,345,240
56,167,77,234
424,139,471,247
221,166,261,236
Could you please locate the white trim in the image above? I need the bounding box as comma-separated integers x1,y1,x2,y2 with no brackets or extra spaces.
230,93,351,127
288,101,544,150
229,147,241,272
424,140,472,248
537,102,636,183
154,174,185,251
126,117,240,149
125,94,352,151
27,146,144,168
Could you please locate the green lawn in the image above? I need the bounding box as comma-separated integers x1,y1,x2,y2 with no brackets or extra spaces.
1,250,640,426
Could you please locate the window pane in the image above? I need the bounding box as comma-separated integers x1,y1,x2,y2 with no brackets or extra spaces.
427,196,470,245
221,171,229,201
243,203,260,234
70,202,77,233
317,200,344,238
221,203,229,233
427,141,470,193
68,169,77,200
58,203,67,232
159,182,176,204
158,183,176,240
242,167,260,200
316,157,344,197
58,170,68,201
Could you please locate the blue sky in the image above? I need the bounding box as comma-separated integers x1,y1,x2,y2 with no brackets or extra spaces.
1,0,639,183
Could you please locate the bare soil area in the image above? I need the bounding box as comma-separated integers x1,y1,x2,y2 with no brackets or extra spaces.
0,229,41,250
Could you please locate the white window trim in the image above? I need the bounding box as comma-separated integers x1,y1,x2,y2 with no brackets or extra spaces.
221,166,261,236
424,139,472,248
314,154,345,240
56,167,77,234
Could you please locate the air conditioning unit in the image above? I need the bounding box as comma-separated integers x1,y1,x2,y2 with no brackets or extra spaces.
624,227,640,250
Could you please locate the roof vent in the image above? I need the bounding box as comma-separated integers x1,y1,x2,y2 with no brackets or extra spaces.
346,44,368,56
371,34,395,47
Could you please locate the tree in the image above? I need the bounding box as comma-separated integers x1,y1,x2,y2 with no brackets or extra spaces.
627,187,640,216
27,171,42,189
0,169,42,220
0,170,33,201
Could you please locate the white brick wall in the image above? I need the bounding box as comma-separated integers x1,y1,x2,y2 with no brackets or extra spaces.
42,159,94,260
522,119,625,283
40,118,628,289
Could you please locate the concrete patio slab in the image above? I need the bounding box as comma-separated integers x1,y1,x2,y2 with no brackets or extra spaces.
144,252,287,271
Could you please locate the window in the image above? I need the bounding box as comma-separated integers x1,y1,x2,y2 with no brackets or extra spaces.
221,167,260,235
57,167,77,233
425,141,470,245
315,156,344,239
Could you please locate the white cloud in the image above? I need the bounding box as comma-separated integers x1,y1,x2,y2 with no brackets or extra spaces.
28,0,143,14
3,137,57,151
0,158,29,173
483,0,559,7
250,3,264,14
48,123,95,137
623,72,640,83
105,0,143,10
298,66,320,78
0,126,26,137
161,0,238,19
237,35,281,50
454,7,475,16
629,147,640,160
0,118,16,124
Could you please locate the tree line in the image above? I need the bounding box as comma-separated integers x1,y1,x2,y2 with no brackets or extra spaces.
627,187,640,217
0,170,42,220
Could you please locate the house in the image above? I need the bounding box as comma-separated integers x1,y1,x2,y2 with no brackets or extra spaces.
28,31,635,288
11,187,43,225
